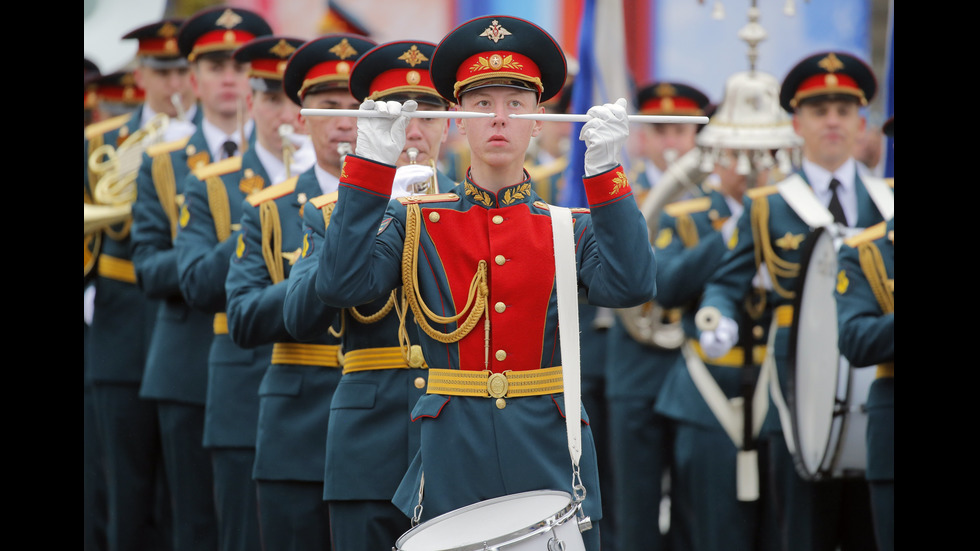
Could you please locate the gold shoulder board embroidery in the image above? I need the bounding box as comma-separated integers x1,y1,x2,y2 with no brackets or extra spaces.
193,156,242,180
395,192,460,205
247,176,299,206
310,191,339,209
84,113,132,140
147,136,191,157
844,220,888,248
664,196,711,217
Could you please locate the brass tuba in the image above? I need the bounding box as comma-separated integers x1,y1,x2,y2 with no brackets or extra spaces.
614,147,714,349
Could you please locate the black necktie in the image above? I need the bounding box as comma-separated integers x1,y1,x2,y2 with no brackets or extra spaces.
221,140,238,159
828,178,847,226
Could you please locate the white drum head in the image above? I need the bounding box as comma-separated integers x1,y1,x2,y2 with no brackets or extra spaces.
396,490,579,551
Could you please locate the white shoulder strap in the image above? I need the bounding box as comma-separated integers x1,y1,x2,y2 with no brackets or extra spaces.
777,173,834,229
550,205,582,470
861,176,895,220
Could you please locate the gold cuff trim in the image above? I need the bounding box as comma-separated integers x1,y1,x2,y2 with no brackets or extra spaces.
213,312,228,335
775,305,794,328
342,346,427,375
426,366,564,398
271,342,342,367
97,254,136,284
876,362,894,379
689,339,767,367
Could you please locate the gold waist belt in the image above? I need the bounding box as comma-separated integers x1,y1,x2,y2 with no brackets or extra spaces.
342,346,427,375
272,342,342,367
213,312,228,335
689,339,767,367
97,254,136,284
775,305,794,328
876,362,894,379
426,366,564,398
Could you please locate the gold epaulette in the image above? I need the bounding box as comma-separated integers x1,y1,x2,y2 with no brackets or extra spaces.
310,191,339,209
526,157,569,181
532,201,589,213
885,177,894,188
395,192,459,205
844,220,888,248
247,176,299,206
747,184,780,200
147,137,191,158
664,196,712,217
84,113,132,140
193,156,242,180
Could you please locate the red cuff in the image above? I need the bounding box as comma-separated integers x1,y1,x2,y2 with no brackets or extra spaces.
583,165,632,207
340,155,396,198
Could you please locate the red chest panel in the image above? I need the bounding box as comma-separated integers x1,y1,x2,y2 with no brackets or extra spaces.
422,203,556,372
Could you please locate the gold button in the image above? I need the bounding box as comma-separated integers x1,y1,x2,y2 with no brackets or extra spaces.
495,398,506,409
495,350,506,361
492,215,504,224
429,212,440,223
414,377,426,389
495,255,506,266
495,302,506,313
753,325,764,339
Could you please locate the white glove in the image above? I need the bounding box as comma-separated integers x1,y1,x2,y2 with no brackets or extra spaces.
580,97,629,176
699,315,739,358
162,119,198,143
84,284,96,326
355,99,417,165
390,164,435,199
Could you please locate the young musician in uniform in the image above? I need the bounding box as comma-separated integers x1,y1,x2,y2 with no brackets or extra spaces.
307,15,657,551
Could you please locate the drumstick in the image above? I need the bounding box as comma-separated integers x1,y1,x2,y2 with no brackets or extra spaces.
509,113,710,124
300,109,494,119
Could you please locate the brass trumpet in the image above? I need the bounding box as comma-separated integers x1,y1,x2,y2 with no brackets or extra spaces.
406,147,438,195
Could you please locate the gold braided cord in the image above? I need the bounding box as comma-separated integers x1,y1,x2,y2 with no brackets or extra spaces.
858,242,894,314
349,290,396,323
151,154,179,240
676,214,699,248
206,176,232,243
259,201,285,284
328,310,346,338
751,196,798,299
402,203,489,343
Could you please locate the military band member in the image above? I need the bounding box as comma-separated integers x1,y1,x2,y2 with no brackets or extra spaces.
605,80,712,551
129,7,271,551
308,15,656,551
225,33,374,551
85,18,205,551
835,215,894,551
280,38,455,551
698,51,887,551
176,30,304,551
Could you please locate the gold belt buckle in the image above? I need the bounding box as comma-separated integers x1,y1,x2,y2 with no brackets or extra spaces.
487,372,508,398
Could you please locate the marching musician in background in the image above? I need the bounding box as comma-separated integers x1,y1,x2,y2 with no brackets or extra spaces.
84,18,201,551
227,33,373,551
606,80,712,551
697,51,887,551
176,31,307,551
129,7,271,550
834,117,894,551
651,51,802,549
280,38,455,551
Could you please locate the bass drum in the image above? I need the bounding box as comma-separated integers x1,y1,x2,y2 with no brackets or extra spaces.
786,225,874,481
395,490,587,551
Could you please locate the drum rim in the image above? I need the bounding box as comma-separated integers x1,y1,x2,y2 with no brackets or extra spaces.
786,225,842,482
394,489,580,551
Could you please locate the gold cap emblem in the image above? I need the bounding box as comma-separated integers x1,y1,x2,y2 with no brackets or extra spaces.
479,19,512,43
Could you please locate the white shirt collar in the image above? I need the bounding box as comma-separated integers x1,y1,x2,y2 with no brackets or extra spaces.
644,162,664,188
802,156,858,226
314,164,340,196
254,141,287,184
202,117,254,161
139,104,158,128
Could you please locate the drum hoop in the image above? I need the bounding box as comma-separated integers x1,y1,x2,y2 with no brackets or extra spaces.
786,225,842,481
395,490,580,551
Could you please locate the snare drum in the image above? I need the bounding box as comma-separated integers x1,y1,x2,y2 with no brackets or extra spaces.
394,490,587,551
787,226,871,481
